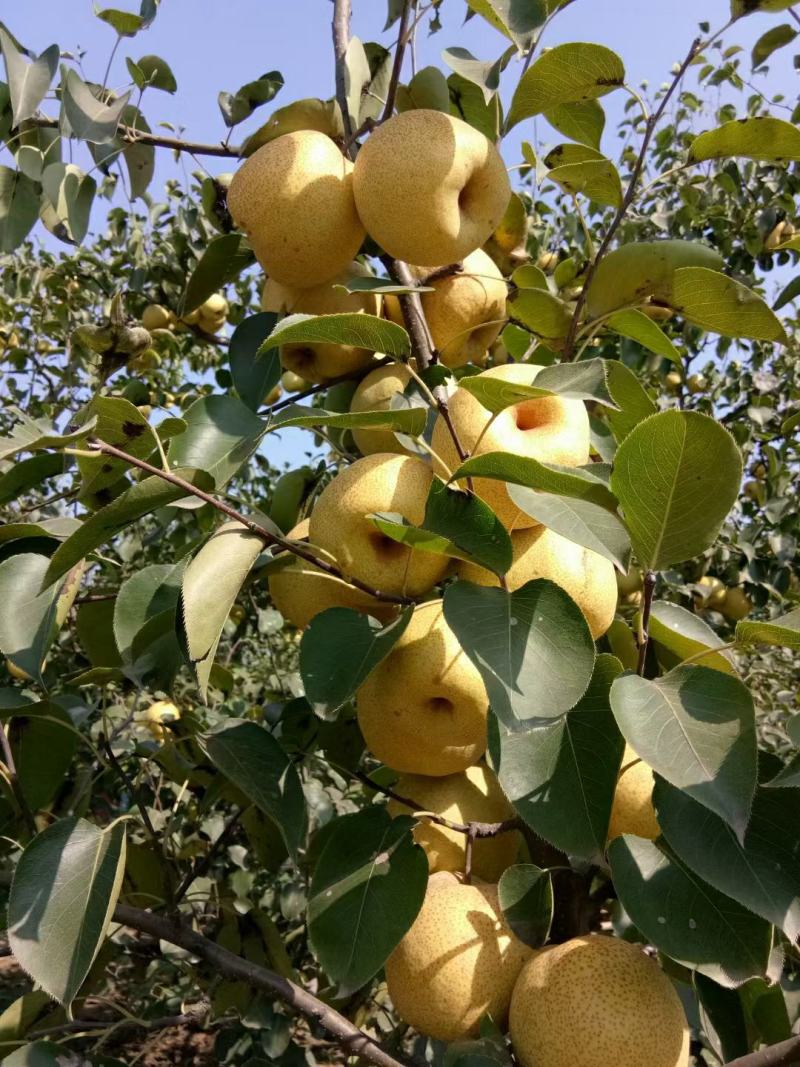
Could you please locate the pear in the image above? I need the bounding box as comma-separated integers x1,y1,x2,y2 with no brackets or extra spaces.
616,564,643,597
721,586,752,621
457,526,616,639
386,871,532,1041
142,700,180,744
268,520,397,629
388,764,520,880
353,111,511,266
432,363,590,530
693,575,727,610
357,600,488,776
228,130,365,287
349,363,415,456
607,745,660,842
509,934,689,1067
142,304,176,332
308,454,449,597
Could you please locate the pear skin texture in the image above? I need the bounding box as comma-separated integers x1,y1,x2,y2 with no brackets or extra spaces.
357,600,488,775
607,746,660,842
268,520,397,629
353,110,511,266
386,872,532,1041
388,764,520,880
227,130,365,287
309,454,449,597
350,363,415,456
386,249,507,368
262,262,381,384
432,363,590,530
457,526,616,639
509,934,690,1067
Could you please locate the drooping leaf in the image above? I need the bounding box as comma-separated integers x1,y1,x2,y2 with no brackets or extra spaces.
444,578,596,730
40,163,96,244
491,654,623,858
610,666,757,839
229,312,281,411
114,562,183,663
126,53,177,93
751,24,797,68
507,43,624,129
671,267,787,343
609,836,772,986
0,166,40,253
508,287,572,339
543,99,605,149
181,234,254,315
267,402,427,437
8,699,79,810
731,0,795,12
649,601,737,675
60,69,130,143
497,863,553,948
218,71,283,127
0,453,65,507
464,0,547,49
203,720,306,859
606,309,681,364
451,452,619,512
689,116,800,164
96,7,146,34
0,407,97,462
307,806,427,995
167,395,265,490
448,71,502,140
8,817,126,1006
262,313,411,360
611,410,742,570
0,554,69,686
0,29,59,126
441,47,504,104
604,360,657,442
735,607,800,651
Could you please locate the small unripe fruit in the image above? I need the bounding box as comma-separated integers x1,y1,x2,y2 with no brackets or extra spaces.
686,372,706,394
281,370,308,392
665,371,682,392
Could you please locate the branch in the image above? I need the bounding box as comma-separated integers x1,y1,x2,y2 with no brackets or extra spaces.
27,116,241,158
725,1037,800,1067
28,1005,209,1041
86,439,411,606
636,570,656,675
261,356,392,416
112,903,409,1067
382,0,413,122
561,36,703,360
332,0,355,148
173,805,247,905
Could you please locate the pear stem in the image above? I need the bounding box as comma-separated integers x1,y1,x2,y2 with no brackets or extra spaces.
636,570,657,676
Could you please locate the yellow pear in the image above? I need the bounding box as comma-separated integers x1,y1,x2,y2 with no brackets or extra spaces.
694,575,727,610
349,363,415,456
197,293,229,333
268,520,397,629
607,745,660,842
388,764,520,880
386,250,507,368
308,454,449,597
280,370,308,392
665,370,683,392
357,600,488,776
386,871,531,1041
263,263,381,384
142,700,180,743
142,304,175,331
431,364,590,530
509,934,689,1067
353,110,511,266
721,586,752,621
457,526,616,639
227,130,365,286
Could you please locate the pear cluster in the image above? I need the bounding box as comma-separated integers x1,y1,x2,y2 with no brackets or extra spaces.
231,112,685,1061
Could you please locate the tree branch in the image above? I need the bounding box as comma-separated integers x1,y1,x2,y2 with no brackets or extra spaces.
28,1005,210,1042
27,116,241,158
636,570,656,676
112,903,409,1067
382,0,413,122
725,1036,800,1067
561,36,703,360
332,0,355,148
85,439,411,606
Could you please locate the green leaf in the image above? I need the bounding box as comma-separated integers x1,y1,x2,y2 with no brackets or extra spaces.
0,554,68,686
451,452,619,512
263,313,411,360
695,975,750,1064
611,411,742,570
126,53,177,93
307,806,427,995
267,401,427,437
0,166,40,252
8,817,126,1006
76,599,122,668
609,836,772,986
444,578,596,730
732,0,796,12
114,562,184,687
751,24,797,68
542,146,622,208
610,666,757,838
671,267,787,343
464,0,547,49
497,863,553,948
0,453,65,507
0,29,58,126
0,408,97,462
649,601,737,675
606,309,681,364
448,72,502,141
76,396,158,497
203,720,306,859
492,654,623,857
179,521,265,699
300,607,412,719
507,43,625,129
604,360,657,442
688,116,800,163
441,47,504,103
458,358,616,411
9,700,78,810
735,606,800,650
2,1043,69,1067
229,312,281,411
336,276,433,296
773,274,800,311
96,7,145,35
168,395,265,490
61,68,130,143
508,287,572,339
543,100,605,149
181,233,254,315
43,468,213,588
655,779,800,942
396,66,451,112
219,71,284,128
40,162,96,244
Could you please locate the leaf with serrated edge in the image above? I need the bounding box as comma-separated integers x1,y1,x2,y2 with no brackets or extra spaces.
689,116,800,164
262,313,410,359
497,863,553,948
507,43,624,129
649,600,737,675
671,267,787,343
606,309,681,364
736,607,800,651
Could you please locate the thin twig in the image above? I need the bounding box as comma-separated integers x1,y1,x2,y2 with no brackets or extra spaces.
381,0,413,122
725,1036,800,1067
332,0,355,148
27,1006,209,1042
112,903,409,1067
27,116,241,158
173,806,247,905
636,571,657,676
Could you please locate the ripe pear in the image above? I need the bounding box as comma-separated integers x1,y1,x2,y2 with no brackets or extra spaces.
686,372,706,395
357,599,488,776
721,586,751,622
197,293,229,334
431,363,590,530
457,526,616,639
386,871,532,1041
693,575,727,610
385,249,507,368
607,745,660,843
509,934,689,1067
665,370,682,392
350,363,415,456
143,700,180,743
309,454,449,597
388,764,520,880
227,130,365,286
353,110,511,266
281,370,308,393
265,263,381,384
268,519,397,629
142,304,176,332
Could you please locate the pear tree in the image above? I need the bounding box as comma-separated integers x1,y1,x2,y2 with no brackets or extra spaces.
0,2,799,1066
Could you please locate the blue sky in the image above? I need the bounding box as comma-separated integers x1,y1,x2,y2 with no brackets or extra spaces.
6,1,797,467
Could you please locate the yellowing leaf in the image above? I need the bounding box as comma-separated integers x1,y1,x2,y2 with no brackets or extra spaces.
508,43,624,129
689,116,800,164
